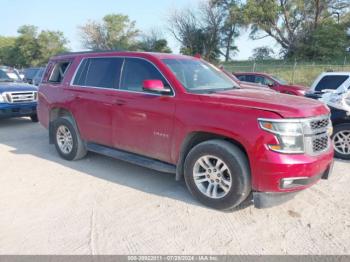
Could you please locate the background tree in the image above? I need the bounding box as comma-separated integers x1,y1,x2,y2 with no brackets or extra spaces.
296,21,349,61
0,36,16,65
168,8,205,57
211,0,244,61
37,31,68,65
0,25,68,67
136,29,172,53
168,1,224,61
79,14,139,50
250,46,275,61
243,0,350,59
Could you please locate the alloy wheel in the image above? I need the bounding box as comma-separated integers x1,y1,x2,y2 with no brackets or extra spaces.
193,155,232,199
333,130,350,156
56,125,73,154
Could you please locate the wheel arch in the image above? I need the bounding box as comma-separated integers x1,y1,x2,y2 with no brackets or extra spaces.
176,131,249,181
48,107,78,144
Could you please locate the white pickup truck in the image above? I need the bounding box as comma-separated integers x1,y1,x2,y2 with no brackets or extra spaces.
306,72,350,100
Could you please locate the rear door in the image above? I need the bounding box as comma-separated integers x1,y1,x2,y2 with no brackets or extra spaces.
113,57,176,163
70,57,123,146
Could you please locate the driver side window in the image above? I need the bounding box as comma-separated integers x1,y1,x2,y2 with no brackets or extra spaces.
264,77,275,86
120,58,171,94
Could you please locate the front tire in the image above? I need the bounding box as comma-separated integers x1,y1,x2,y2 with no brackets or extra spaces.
52,117,87,161
184,140,251,210
332,124,350,160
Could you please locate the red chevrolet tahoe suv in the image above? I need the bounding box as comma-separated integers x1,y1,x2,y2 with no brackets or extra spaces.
38,51,334,210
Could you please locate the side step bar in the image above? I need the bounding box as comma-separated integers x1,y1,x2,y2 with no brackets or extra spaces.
86,143,176,174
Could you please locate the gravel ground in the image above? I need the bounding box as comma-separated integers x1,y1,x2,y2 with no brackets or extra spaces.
0,117,349,255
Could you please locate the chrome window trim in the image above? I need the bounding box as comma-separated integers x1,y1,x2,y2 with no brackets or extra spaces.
69,56,176,97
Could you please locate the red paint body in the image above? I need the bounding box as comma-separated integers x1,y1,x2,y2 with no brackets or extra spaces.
234,72,308,96
38,52,333,194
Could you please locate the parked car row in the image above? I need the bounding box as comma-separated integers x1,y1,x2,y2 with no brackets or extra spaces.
1,53,348,211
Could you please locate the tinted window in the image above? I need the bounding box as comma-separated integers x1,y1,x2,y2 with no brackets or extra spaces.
74,58,123,89
315,75,349,91
237,75,246,81
245,75,255,83
73,59,88,86
254,76,265,84
120,58,170,92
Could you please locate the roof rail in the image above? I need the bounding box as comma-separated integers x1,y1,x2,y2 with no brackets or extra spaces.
56,49,127,56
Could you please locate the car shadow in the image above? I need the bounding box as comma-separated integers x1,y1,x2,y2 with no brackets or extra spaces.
0,117,254,211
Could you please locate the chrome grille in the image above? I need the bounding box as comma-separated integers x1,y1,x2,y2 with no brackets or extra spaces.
304,114,331,155
310,118,329,130
3,91,37,103
312,135,329,153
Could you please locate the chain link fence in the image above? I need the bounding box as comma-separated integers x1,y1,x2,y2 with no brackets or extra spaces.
223,58,350,86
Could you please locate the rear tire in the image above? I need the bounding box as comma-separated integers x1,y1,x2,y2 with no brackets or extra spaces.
184,139,251,210
332,124,350,160
52,117,87,161
30,114,38,122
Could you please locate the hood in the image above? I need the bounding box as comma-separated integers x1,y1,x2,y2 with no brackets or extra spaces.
239,81,274,91
0,82,38,93
198,88,329,118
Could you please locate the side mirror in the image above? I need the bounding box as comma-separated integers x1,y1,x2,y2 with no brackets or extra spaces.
267,83,274,88
142,80,171,94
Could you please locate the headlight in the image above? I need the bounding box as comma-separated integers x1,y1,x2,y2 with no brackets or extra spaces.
259,119,304,154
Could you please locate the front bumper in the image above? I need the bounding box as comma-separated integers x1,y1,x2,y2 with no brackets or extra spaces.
0,103,37,119
253,158,334,208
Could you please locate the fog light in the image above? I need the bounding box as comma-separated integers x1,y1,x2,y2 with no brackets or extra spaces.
280,177,309,189
281,179,294,188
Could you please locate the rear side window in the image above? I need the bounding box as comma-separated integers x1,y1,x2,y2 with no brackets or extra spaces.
236,75,246,81
49,61,71,83
254,75,265,84
73,58,123,89
315,75,349,91
120,58,170,92
245,75,255,83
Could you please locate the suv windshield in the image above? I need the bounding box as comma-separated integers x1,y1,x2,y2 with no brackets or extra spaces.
162,59,237,92
0,68,20,82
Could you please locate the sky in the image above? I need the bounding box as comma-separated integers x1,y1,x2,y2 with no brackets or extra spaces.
1,0,278,60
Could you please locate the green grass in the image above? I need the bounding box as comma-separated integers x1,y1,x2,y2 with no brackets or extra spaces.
223,60,350,87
